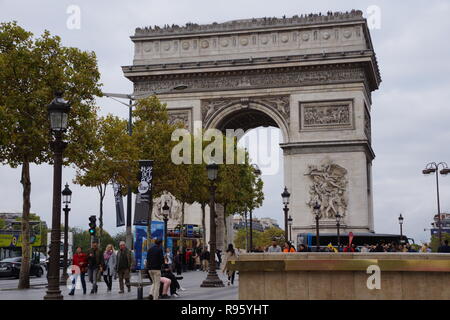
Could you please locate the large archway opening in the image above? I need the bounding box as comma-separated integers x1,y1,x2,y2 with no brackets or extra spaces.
210,105,287,251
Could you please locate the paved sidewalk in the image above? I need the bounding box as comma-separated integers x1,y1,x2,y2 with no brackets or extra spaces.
0,269,238,300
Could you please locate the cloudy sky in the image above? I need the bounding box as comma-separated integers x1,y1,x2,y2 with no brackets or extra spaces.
1,0,449,244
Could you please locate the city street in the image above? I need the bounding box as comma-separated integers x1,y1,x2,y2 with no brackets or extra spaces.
0,269,238,300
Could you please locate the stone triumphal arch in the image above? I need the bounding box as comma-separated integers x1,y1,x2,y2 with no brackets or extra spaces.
123,10,381,247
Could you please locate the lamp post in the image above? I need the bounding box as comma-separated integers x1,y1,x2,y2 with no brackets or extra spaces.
398,214,404,244
201,163,224,287
103,85,188,249
249,164,261,252
162,201,170,251
60,183,72,284
44,92,70,300
287,215,293,242
422,162,450,245
335,213,341,251
314,202,321,252
281,187,291,243
244,210,248,252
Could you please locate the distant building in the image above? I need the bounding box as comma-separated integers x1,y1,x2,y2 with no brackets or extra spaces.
0,212,22,230
232,215,280,232
259,217,281,230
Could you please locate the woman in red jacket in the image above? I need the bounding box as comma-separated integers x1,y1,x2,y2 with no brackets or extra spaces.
69,246,88,295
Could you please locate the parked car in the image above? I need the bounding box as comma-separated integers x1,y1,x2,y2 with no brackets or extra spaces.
0,257,44,278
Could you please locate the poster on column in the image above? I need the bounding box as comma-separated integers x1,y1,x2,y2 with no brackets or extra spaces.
133,222,164,270
133,160,153,226
113,182,125,227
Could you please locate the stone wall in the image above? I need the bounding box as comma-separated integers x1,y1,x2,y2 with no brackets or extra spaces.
228,253,450,300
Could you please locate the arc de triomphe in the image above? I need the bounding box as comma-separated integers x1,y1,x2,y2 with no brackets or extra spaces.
123,10,381,247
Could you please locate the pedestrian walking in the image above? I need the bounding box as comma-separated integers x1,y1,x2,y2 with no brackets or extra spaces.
164,247,173,270
200,247,210,272
146,239,164,300
174,249,183,275
69,246,87,295
102,244,117,292
87,240,103,294
222,244,237,286
116,241,133,293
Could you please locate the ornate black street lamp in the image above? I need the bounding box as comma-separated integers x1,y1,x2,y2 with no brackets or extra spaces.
44,92,70,300
423,162,450,245
281,187,291,243
201,163,224,287
60,183,72,284
314,202,321,252
398,214,404,244
335,213,341,251
287,215,293,242
249,164,261,252
162,201,170,251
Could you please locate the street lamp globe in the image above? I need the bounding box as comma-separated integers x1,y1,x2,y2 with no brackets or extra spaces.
281,187,290,206
313,202,321,216
206,162,219,182
335,213,341,224
61,183,72,205
252,164,262,177
47,92,71,132
162,201,170,218
398,213,404,225
287,215,293,226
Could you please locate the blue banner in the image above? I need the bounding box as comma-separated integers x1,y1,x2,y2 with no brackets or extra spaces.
133,222,165,270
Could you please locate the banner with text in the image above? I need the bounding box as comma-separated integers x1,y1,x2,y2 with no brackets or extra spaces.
113,182,125,227
133,160,153,226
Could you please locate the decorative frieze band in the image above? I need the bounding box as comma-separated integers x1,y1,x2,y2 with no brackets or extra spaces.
133,65,368,95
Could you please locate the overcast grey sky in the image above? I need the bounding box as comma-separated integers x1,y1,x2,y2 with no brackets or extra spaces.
1,0,450,244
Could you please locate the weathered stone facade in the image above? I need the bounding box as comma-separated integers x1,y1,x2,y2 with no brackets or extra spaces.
123,10,381,248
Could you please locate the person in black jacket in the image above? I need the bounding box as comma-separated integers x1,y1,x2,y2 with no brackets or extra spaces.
438,240,450,253
174,249,183,275
146,239,164,300
160,264,182,297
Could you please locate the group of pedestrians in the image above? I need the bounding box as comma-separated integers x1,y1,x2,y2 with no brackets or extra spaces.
259,238,450,253
69,240,133,295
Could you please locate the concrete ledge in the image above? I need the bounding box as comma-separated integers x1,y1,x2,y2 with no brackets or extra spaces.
227,253,450,300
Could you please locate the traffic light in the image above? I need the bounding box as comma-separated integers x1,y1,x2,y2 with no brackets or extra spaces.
88,215,96,236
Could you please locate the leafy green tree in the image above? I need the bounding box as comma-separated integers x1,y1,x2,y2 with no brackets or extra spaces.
0,22,101,288
71,227,116,253
132,96,184,243
430,234,450,252
74,115,139,237
0,218,6,230
234,228,263,251
260,227,286,248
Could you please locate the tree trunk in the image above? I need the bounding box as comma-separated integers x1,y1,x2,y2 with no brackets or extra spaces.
223,203,228,249
18,160,31,289
179,202,185,251
98,184,106,240
201,203,206,248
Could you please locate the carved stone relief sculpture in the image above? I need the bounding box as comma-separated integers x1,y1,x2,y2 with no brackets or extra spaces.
153,191,182,227
305,160,348,219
